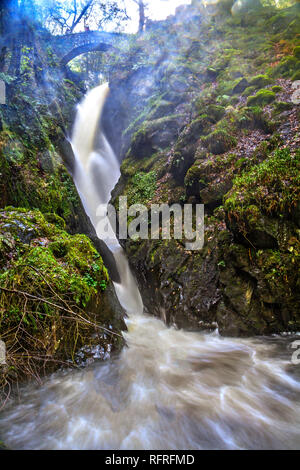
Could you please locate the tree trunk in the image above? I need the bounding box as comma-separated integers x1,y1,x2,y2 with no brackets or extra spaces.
138,0,145,33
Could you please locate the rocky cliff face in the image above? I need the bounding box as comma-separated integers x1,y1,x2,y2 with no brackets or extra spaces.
106,1,300,336
0,33,125,391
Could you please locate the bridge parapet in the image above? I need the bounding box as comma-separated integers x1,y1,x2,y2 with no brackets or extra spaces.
51,31,126,65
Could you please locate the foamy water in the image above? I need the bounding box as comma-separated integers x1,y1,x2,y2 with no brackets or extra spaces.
0,316,299,449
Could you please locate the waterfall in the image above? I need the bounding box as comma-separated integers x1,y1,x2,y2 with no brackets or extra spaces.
71,83,143,317
1,85,300,450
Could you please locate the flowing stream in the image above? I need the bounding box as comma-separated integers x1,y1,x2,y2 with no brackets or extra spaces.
1,84,300,450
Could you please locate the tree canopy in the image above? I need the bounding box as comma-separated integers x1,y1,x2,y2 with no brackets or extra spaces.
34,0,129,34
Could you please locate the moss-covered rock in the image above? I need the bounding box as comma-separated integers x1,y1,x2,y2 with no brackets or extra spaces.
247,89,276,106
0,71,86,234
202,129,237,155
205,104,226,122
291,70,300,81
242,86,257,97
233,106,270,131
184,161,207,197
127,115,186,160
272,101,294,114
126,171,157,206
273,55,300,78
216,237,300,336
0,208,125,385
187,115,213,137
271,85,283,93
294,46,300,60
231,77,249,94
248,74,272,88
224,148,300,221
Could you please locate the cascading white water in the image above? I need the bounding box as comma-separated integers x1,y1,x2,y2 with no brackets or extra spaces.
71,82,143,316
1,85,300,450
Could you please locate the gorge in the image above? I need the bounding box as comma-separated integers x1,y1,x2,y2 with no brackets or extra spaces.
0,0,299,451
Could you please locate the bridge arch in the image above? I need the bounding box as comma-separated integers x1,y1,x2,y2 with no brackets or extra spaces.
51,31,125,67
60,42,112,66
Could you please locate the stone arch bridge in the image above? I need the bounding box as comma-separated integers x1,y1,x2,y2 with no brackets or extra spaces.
51,31,127,66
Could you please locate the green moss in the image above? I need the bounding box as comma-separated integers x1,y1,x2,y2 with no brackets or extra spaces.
291,70,300,81
293,46,300,60
44,212,66,230
231,77,249,94
126,171,157,205
0,208,108,281
202,129,237,155
247,89,276,106
229,96,240,106
187,115,212,137
234,106,267,130
272,101,294,114
242,86,257,97
273,55,300,78
271,85,283,93
224,148,300,218
63,78,76,87
248,74,272,88
206,66,218,78
259,244,300,301
120,151,166,179
148,100,175,120
128,115,184,160
251,134,283,162
0,128,80,228
184,163,204,188
235,157,247,169
0,208,115,381
205,105,226,122
194,100,225,123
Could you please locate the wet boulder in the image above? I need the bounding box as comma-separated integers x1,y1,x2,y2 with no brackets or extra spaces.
128,115,186,160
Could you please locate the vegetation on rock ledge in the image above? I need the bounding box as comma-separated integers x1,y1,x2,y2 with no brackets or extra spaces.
0,208,124,400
